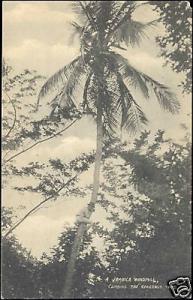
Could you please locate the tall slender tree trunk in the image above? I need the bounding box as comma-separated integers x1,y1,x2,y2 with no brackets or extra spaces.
62,103,103,298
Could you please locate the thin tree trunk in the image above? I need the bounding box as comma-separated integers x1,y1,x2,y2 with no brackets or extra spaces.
62,104,103,298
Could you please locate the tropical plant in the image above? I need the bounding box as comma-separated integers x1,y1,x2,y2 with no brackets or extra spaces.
1,207,42,299
150,1,192,93
2,60,84,239
37,1,180,297
95,129,191,298
2,59,81,171
2,60,45,158
38,223,107,299
2,129,191,299
3,152,95,239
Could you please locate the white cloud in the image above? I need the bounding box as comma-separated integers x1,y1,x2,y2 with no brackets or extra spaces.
13,197,90,258
4,39,79,75
42,135,96,161
18,135,96,164
3,1,79,75
55,136,95,157
14,214,68,258
3,2,74,25
122,48,184,88
13,196,110,258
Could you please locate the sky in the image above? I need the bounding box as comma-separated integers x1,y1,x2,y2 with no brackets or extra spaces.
3,1,192,258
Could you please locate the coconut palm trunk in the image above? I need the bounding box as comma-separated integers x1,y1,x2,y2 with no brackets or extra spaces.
62,102,103,298
37,3,180,299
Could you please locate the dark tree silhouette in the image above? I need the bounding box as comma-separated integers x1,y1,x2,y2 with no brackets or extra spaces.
151,1,192,93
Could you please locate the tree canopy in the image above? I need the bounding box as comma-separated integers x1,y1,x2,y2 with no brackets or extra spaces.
150,1,192,93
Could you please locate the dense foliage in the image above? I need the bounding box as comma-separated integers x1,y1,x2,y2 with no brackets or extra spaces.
150,1,192,93
2,208,41,299
2,130,191,298
38,1,180,137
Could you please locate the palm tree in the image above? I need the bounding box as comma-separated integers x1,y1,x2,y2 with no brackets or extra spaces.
37,1,180,298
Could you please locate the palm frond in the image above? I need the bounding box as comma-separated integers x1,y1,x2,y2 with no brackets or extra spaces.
111,43,127,51
113,19,159,47
70,1,87,22
109,52,180,114
114,71,132,126
136,73,180,114
120,59,149,99
50,59,87,113
76,1,98,31
71,21,84,37
107,1,137,38
83,58,148,136
84,69,120,136
102,67,147,136
104,110,119,137
151,81,180,114
103,92,119,135
65,58,86,100
82,71,94,114
115,71,148,134
49,87,75,116
68,22,85,45
104,52,149,99
124,100,148,134
37,57,80,109
83,73,98,116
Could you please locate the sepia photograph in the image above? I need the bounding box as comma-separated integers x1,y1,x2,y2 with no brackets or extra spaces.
2,1,192,298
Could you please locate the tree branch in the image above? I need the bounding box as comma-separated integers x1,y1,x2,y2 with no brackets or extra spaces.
3,119,78,164
2,174,79,239
3,91,17,139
